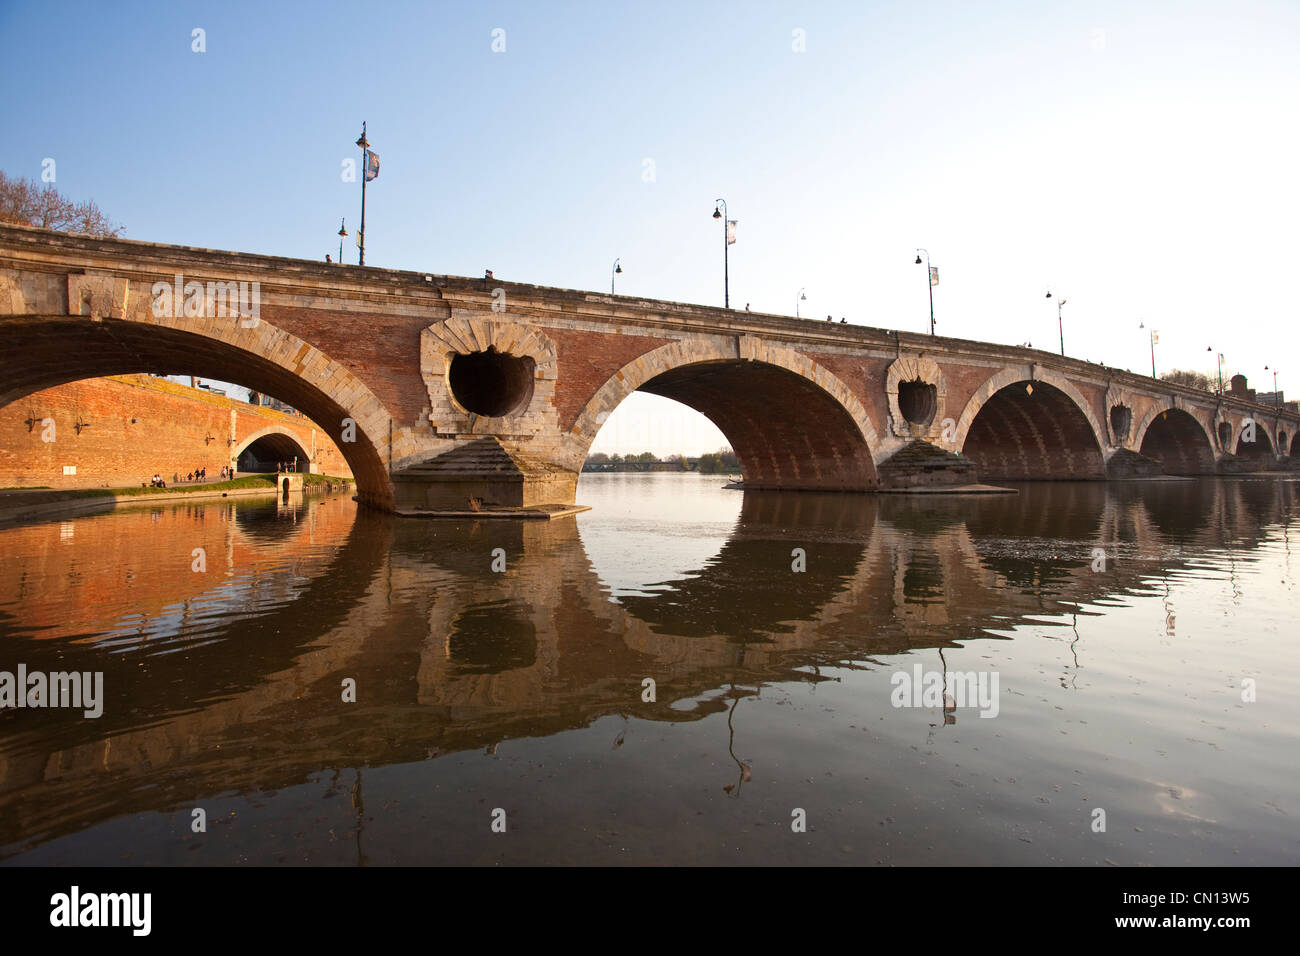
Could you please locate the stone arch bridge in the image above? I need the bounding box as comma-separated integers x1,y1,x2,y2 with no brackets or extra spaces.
1,224,1295,512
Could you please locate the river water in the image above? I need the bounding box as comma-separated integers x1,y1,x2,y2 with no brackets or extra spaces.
0,474,1296,865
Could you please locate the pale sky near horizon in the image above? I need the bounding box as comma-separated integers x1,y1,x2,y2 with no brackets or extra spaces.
2,1,1296,456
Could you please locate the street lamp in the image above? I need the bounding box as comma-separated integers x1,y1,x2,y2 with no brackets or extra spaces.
337,218,347,264
796,287,806,318
1046,291,1066,356
611,258,622,294
1207,347,1224,395
1265,365,1280,408
713,199,733,309
355,122,378,265
1139,320,1158,378
915,249,936,335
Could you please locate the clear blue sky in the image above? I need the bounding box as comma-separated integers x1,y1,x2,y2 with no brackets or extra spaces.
3,0,1297,454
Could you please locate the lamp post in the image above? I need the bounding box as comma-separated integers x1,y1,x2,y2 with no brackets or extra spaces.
796,287,806,318
914,250,936,334
1207,347,1224,395
611,258,622,294
712,199,732,309
355,122,374,265
1046,291,1066,356
1265,365,1280,408
1139,320,1157,378
337,218,347,264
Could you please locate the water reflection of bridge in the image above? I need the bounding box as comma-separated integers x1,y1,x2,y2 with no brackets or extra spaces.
0,478,1295,854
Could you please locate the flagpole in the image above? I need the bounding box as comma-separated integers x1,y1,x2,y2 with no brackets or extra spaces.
356,122,369,266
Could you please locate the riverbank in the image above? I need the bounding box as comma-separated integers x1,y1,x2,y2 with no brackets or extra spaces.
0,474,353,526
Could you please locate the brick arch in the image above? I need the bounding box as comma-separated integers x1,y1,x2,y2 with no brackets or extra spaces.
233,425,312,468
1132,403,1216,474
1236,422,1275,457
955,367,1106,479
566,337,880,490
953,367,1105,451
0,313,396,507
1132,401,1200,450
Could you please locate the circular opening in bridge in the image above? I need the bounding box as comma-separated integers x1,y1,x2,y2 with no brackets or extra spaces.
1109,404,1132,442
448,348,535,417
1218,421,1232,448
898,379,937,427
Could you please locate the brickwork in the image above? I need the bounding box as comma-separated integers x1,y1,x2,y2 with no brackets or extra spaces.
0,375,351,489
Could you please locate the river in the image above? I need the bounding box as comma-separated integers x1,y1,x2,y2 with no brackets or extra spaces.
0,474,1296,865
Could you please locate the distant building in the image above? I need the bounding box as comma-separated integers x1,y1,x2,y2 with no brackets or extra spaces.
244,392,296,415
1257,390,1285,407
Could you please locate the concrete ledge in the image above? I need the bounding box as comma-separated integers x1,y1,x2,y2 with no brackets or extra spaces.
0,484,298,527
878,483,1018,495
392,503,591,520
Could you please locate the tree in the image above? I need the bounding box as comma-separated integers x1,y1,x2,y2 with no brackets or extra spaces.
0,170,122,237
1160,369,1216,392
634,451,657,463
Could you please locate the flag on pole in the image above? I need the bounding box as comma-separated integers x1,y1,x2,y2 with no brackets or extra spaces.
929,266,939,287
726,220,737,245
364,150,380,182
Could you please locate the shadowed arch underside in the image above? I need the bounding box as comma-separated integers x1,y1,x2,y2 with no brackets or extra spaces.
1139,408,1215,474
1236,428,1275,458
0,316,390,505
962,381,1104,480
236,431,311,471
638,361,877,491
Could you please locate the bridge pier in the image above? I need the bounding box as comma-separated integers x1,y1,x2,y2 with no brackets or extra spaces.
390,438,577,514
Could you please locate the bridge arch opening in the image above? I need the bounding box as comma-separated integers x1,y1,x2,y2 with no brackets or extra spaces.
633,360,878,490
961,380,1105,480
0,316,391,507
236,431,311,473
448,348,535,417
1109,404,1132,443
1236,426,1274,458
898,379,938,427
1138,408,1215,475
574,346,879,492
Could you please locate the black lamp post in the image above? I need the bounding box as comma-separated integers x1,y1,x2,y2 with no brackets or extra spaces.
1265,365,1280,408
355,123,372,265
1207,347,1223,395
611,258,622,294
915,249,935,334
713,199,731,309
796,287,806,317
337,218,347,264
1046,291,1066,356
1139,320,1157,378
